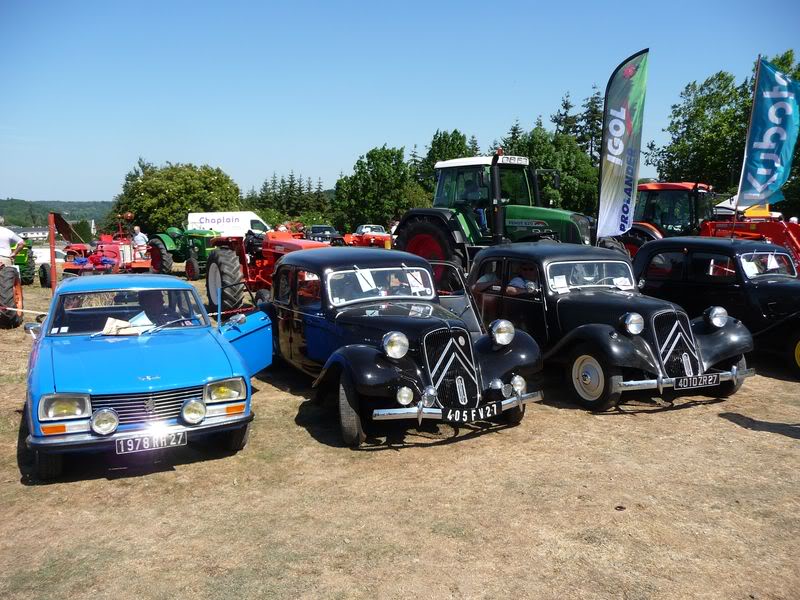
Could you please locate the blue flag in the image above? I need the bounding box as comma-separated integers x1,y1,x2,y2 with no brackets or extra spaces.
737,59,800,207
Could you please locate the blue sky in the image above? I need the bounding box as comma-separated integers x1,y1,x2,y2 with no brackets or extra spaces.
1,0,798,202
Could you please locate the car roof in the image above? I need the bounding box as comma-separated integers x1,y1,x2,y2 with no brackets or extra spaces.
474,242,628,265
276,247,431,272
638,236,787,255
57,274,194,294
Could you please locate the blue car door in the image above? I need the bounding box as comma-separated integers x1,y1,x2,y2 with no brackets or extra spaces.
221,309,273,377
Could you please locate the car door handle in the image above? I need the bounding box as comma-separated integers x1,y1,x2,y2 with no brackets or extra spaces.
490,285,501,292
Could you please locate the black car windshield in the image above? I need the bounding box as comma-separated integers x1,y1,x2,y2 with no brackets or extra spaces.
49,289,208,336
327,267,435,307
312,226,336,234
740,252,797,279
546,260,635,292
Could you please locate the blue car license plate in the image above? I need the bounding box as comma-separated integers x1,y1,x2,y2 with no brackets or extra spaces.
442,401,502,423
115,431,187,454
674,374,719,390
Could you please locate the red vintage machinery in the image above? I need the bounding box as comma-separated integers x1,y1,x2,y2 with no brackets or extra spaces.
61,214,151,278
343,224,393,248
700,211,800,268
205,230,327,313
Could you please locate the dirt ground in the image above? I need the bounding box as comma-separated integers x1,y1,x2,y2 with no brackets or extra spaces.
0,281,798,599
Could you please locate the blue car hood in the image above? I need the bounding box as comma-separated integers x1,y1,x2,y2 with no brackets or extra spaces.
49,329,233,395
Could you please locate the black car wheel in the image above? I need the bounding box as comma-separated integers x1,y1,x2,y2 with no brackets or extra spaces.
35,451,63,481
338,371,365,447
219,423,250,452
0,267,23,329
788,332,800,379
184,256,201,281
149,238,173,274
501,403,526,425
567,344,621,411
713,355,748,397
38,263,52,288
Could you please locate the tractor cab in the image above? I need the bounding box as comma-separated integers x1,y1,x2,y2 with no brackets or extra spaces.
432,155,591,248
633,182,715,237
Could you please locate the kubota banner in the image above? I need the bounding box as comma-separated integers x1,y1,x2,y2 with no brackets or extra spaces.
596,49,649,239
736,58,800,207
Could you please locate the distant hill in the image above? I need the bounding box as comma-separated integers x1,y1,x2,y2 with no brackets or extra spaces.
0,198,113,227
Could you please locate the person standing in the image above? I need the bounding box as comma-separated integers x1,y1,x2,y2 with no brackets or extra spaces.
0,225,24,269
132,225,148,259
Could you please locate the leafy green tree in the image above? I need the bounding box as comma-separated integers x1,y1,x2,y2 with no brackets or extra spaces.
577,85,603,166
72,219,93,243
333,145,430,231
550,93,579,136
106,158,240,233
419,129,470,193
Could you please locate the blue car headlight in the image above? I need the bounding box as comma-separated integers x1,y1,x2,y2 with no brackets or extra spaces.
204,377,246,403
38,394,91,421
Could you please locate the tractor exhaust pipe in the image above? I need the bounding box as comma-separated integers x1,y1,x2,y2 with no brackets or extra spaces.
491,152,503,246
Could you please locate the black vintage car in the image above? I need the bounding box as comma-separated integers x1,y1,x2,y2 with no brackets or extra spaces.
304,224,345,245
633,237,800,377
465,242,755,411
261,247,543,446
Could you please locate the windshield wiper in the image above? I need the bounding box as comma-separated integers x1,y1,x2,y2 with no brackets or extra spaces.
143,314,198,335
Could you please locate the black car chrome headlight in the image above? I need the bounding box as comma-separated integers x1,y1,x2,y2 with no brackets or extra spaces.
621,312,644,335
489,319,515,346
383,331,409,359
704,306,728,328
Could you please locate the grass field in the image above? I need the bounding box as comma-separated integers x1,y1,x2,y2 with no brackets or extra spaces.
0,281,798,599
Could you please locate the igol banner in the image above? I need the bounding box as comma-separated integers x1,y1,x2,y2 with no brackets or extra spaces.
737,58,800,207
596,49,649,239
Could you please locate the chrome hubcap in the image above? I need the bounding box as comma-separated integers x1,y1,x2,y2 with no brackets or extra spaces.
572,355,605,402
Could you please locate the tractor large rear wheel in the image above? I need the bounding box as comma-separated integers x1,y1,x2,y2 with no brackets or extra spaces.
206,248,244,314
39,263,52,288
20,254,36,285
0,267,24,329
395,217,466,270
149,238,173,274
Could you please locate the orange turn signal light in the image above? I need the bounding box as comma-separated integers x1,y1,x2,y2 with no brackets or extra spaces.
225,404,245,415
42,424,67,435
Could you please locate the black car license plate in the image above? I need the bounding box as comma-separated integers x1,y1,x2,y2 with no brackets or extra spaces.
115,431,187,455
674,374,720,390
442,401,503,424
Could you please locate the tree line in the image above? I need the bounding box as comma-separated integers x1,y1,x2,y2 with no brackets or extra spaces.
103,48,799,234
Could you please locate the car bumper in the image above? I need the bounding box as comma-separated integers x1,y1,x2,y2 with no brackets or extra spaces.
371,390,542,422
610,366,756,394
27,413,254,454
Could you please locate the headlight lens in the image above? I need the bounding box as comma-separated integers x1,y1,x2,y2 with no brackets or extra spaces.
383,331,409,359
706,306,728,328
396,386,414,406
622,312,644,335
204,377,246,403
490,319,515,346
91,408,119,435
511,375,526,394
181,398,206,424
38,394,91,421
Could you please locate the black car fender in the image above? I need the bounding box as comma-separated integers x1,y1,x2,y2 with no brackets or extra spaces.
472,331,543,383
312,344,423,400
543,323,661,374
691,316,754,372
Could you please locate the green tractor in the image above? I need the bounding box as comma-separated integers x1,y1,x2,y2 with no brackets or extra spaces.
14,239,37,285
394,152,595,270
148,227,221,280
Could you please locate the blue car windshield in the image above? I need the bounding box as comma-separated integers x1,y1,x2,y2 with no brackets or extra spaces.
48,289,208,336
327,266,435,307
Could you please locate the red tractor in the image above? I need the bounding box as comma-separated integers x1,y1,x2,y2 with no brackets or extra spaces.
700,211,800,268
205,230,327,313
61,231,151,279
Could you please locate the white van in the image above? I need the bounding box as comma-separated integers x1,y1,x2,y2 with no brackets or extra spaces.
187,211,271,237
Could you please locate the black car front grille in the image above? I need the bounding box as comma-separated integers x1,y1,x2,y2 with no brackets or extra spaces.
422,327,480,409
91,386,204,425
652,311,701,378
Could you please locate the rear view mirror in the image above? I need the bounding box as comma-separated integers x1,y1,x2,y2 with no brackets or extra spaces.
226,313,246,326
24,323,41,340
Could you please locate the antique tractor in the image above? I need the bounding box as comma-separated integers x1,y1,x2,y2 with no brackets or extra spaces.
149,227,220,280
13,239,37,285
205,230,327,313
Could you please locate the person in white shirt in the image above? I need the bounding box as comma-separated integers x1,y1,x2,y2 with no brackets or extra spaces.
0,226,25,268
132,225,148,259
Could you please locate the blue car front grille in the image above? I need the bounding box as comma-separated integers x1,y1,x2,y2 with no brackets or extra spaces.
91,386,205,425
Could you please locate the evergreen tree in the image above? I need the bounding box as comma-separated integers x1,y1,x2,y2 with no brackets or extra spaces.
577,85,603,166
551,92,579,136
468,135,481,156
501,120,526,155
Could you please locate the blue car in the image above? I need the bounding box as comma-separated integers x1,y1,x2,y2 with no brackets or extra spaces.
24,274,273,480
